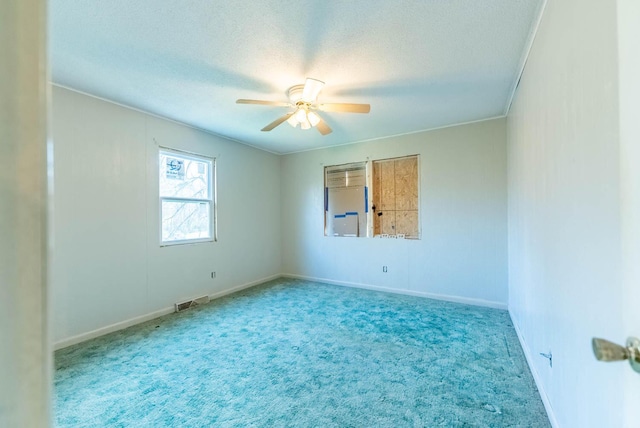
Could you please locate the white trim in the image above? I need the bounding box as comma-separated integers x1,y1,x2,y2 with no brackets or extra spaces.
159,235,215,247
207,273,281,301
53,306,175,350
509,310,558,428
212,158,218,241
53,273,281,350
282,273,508,310
53,273,509,351
503,0,548,115
159,146,216,164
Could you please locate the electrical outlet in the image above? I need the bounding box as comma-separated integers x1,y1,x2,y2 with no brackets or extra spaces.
383,266,388,273
211,271,216,279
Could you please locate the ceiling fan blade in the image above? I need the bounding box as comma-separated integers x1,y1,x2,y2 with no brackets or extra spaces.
261,112,295,132
236,99,291,107
302,78,325,102
318,103,371,113
315,118,332,136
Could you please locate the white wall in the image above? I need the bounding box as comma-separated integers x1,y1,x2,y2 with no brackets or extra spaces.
507,0,626,426
51,86,282,346
281,118,508,308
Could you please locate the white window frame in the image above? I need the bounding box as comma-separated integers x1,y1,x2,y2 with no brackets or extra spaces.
159,147,216,246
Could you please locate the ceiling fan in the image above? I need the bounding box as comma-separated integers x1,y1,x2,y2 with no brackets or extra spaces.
236,78,370,136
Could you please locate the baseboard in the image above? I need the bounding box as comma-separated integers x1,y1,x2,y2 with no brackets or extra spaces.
53,306,175,350
509,311,559,428
53,273,506,350
282,273,508,310
208,273,281,300
53,273,281,350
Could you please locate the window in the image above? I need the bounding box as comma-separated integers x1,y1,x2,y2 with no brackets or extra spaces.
323,155,420,239
324,162,368,237
159,149,215,245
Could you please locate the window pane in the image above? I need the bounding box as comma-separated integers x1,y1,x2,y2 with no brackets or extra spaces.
324,162,368,237
159,152,210,199
162,200,211,242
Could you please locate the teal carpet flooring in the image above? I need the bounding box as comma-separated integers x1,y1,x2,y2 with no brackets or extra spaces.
54,278,550,427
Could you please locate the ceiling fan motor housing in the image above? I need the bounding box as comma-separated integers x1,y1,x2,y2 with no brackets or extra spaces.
287,84,306,104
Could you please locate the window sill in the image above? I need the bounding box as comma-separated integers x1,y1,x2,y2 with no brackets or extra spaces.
160,238,215,247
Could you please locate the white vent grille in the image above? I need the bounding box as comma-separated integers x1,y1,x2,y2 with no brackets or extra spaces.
175,295,210,312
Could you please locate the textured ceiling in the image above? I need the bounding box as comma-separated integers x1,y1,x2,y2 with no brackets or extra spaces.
50,0,543,154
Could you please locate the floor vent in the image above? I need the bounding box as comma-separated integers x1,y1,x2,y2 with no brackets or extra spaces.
175,295,210,312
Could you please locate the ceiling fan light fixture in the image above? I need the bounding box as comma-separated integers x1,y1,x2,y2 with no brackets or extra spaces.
287,115,298,127
307,111,321,127
300,119,311,130
295,108,308,123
